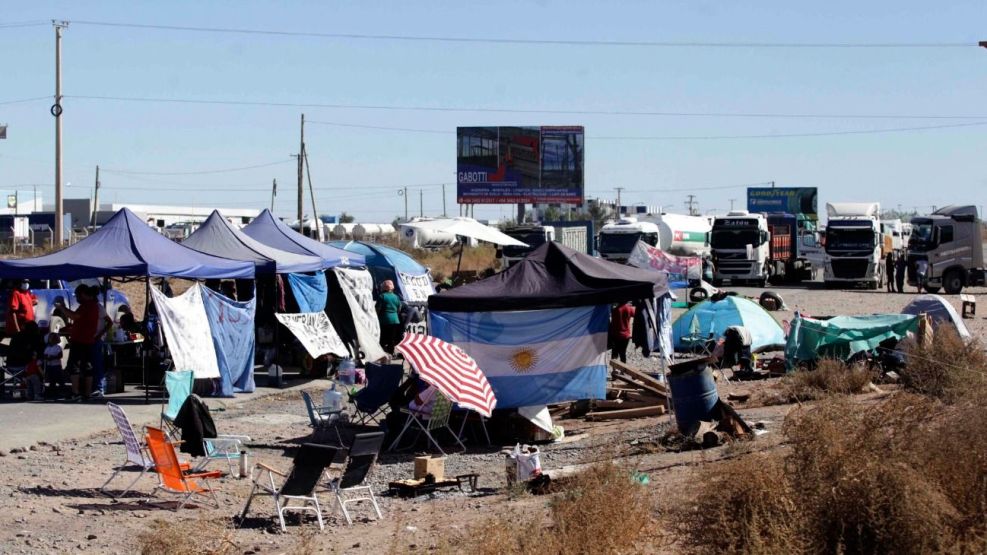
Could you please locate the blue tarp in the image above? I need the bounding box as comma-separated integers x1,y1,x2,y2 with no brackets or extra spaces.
672,296,786,352
328,240,433,302
183,210,326,274
201,287,257,396
242,209,364,268
287,272,328,312
0,208,255,280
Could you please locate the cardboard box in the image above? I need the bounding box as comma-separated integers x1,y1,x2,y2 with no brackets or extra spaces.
413,455,445,481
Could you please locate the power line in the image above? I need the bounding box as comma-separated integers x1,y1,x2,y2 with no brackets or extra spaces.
100,158,293,175
0,95,50,106
68,20,974,49
66,94,987,121
0,21,49,29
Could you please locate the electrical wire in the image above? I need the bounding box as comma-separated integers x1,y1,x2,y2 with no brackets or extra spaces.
68,20,974,49
0,21,49,29
67,94,987,121
100,158,294,175
0,95,50,106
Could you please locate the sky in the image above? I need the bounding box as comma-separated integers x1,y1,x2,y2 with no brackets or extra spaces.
1,1,986,223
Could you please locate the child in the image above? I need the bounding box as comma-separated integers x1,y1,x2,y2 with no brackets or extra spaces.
24,352,43,401
43,333,65,398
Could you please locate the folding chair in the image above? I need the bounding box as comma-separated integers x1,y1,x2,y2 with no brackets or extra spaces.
329,431,385,525
1,360,28,400
239,443,341,532
349,363,404,425
455,410,492,447
302,390,345,446
388,391,466,455
143,426,223,510
163,371,250,471
101,402,189,497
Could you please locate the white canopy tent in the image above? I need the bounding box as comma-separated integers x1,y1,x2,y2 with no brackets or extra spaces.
401,217,528,247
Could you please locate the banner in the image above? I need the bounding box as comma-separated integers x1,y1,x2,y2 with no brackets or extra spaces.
286,271,328,312
627,240,701,283
429,305,608,408
398,271,434,303
201,287,256,396
333,267,388,362
275,312,349,358
150,284,220,379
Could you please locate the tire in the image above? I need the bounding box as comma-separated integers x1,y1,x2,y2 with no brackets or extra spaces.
924,285,941,294
943,270,964,295
712,279,723,287
757,278,767,288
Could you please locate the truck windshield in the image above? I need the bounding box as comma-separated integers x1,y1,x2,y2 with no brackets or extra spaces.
710,228,760,249
502,231,549,258
825,227,875,252
600,232,655,254
908,222,935,252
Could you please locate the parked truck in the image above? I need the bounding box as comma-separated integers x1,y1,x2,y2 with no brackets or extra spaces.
823,202,884,289
906,205,987,294
710,210,770,286
598,213,709,263
598,217,661,263
498,222,590,268
764,213,817,283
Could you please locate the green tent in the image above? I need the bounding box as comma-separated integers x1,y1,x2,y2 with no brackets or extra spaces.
785,314,920,368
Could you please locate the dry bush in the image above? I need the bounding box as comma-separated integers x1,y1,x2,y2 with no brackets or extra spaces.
136,517,238,555
901,327,987,402
441,462,659,555
417,245,498,283
679,452,802,554
776,359,875,403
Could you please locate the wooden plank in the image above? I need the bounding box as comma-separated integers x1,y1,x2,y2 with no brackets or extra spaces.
613,374,667,399
585,405,666,421
610,360,670,395
624,391,666,405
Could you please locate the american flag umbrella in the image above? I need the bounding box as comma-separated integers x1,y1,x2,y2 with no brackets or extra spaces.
395,333,497,417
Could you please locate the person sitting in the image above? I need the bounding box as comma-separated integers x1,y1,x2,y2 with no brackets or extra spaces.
718,325,753,373
117,305,142,335
7,321,44,373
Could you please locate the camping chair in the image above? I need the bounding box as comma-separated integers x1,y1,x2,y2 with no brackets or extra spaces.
239,443,340,532
329,431,385,525
302,390,345,446
101,403,189,497
388,390,467,455
455,409,492,447
681,315,716,357
143,426,223,510
349,363,404,425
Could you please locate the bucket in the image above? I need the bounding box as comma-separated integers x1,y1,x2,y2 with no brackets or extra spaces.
666,359,718,435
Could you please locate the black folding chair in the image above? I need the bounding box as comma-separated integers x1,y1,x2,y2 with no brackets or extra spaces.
239,443,342,532
349,363,404,425
330,431,385,525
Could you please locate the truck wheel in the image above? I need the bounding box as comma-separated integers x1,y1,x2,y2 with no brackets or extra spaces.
757,278,767,288
712,279,723,287
924,285,941,294
943,270,963,295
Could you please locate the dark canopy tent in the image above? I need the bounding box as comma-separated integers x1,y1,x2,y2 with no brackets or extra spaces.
241,209,364,268
429,241,668,312
0,208,254,280
183,210,326,275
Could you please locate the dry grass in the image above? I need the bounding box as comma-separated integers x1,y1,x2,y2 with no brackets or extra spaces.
900,327,987,402
416,245,498,283
136,517,239,555
439,462,660,555
764,359,875,405
676,391,987,554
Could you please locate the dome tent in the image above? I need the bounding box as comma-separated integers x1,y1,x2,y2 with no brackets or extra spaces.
902,294,971,340
672,295,785,352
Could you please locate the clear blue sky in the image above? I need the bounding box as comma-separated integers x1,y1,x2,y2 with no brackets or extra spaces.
1,1,986,222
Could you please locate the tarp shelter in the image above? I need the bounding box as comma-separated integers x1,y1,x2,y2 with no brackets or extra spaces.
183,210,326,274
672,296,785,352
429,241,668,312
329,241,434,303
402,217,527,247
785,314,920,366
241,209,364,268
902,294,971,340
0,208,255,280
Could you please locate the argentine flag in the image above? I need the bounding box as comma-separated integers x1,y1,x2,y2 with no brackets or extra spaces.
429,305,609,408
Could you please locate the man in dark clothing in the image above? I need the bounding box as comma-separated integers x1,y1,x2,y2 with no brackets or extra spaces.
609,302,636,363
885,252,896,292
895,255,907,293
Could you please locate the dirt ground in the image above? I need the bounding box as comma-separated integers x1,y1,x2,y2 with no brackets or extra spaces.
1,284,983,554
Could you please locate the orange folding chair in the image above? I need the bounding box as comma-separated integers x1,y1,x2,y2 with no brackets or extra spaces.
144,426,223,510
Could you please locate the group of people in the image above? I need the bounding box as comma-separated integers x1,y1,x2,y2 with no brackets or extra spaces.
885,251,927,293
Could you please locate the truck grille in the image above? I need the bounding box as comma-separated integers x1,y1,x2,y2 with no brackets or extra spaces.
717,261,753,275
831,259,869,279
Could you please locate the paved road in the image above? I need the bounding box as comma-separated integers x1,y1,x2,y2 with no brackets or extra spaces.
0,379,315,452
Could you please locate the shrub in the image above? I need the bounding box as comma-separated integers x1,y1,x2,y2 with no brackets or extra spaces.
775,359,875,403
137,518,238,555
901,327,987,402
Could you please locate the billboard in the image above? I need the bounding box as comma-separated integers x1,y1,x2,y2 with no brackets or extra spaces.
457,126,584,204
747,187,818,220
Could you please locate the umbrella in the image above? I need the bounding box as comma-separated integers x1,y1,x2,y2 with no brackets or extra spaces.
402,217,527,247
395,334,497,417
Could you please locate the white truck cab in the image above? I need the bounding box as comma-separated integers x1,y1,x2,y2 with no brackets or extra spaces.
710,210,770,286
598,217,660,263
823,202,883,289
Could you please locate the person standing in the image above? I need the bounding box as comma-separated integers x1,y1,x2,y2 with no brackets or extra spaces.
91,286,113,397
376,280,404,354
57,285,100,400
609,301,636,363
6,279,38,336
885,252,896,292
43,332,65,398
895,254,907,293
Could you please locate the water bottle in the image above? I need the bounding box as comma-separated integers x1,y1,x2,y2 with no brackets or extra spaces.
338,358,356,386
324,383,344,413
238,451,250,479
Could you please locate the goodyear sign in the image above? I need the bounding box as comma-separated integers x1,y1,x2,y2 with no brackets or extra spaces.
747,187,818,220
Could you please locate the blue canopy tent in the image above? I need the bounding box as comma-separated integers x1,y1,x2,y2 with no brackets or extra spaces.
329,240,434,303
241,209,364,268
672,295,785,352
183,210,326,275
0,207,256,401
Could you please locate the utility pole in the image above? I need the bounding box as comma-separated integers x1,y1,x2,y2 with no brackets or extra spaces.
419,188,424,218
685,194,699,216
90,165,100,228
297,113,305,223
270,179,277,211
615,187,624,217
402,187,408,220
53,20,68,245
303,147,322,240
442,184,447,217
729,198,736,211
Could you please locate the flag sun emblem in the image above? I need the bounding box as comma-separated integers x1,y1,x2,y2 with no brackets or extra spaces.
510,348,538,374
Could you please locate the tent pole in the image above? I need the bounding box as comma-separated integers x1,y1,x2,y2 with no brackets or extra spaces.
144,276,150,404
455,241,465,276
